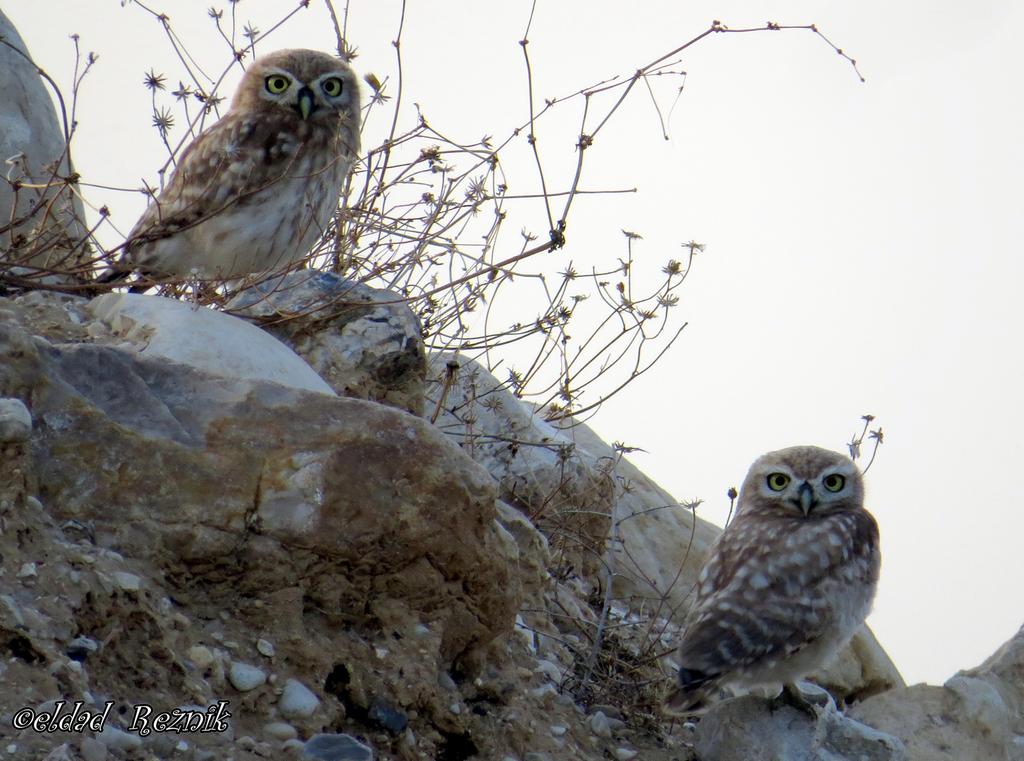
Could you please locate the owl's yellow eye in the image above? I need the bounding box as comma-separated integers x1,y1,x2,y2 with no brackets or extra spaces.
823,473,846,492
766,473,790,491
321,76,344,97
265,75,291,94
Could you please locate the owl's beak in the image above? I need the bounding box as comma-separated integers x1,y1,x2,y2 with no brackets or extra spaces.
796,481,817,515
296,86,316,120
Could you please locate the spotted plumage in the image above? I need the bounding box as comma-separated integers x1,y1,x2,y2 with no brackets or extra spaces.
106,48,361,282
664,445,880,714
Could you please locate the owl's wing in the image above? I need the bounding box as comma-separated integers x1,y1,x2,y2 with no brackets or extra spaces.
676,517,867,677
122,115,298,256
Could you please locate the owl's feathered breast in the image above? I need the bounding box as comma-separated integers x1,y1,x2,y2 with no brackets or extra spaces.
678,509,879,676
124,111,349,277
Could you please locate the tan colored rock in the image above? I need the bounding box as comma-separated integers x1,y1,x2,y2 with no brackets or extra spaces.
1,314,518,667
849,623,1024,761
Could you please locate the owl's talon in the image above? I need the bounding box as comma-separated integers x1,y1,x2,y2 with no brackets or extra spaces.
772,683,822,720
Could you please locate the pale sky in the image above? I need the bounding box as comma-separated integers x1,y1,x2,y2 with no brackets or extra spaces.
8,1,1023,687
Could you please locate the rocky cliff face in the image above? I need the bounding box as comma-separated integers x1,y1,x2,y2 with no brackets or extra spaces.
2,287,1018,761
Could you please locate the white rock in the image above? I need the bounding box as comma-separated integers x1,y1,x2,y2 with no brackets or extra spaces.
614,749,638,760
228,661,267,692
88,294,334,396
97,726,142,752
78,737,108,761
535,659,562,683
111,572,141,591
188,645,214,670
16,563,36,578
0,398,31,443
256,638,276,658
589,711,613,739
264,721,298,741
530,684,558,700
279,678,319,718
550,725,567,737
449,703,462,715
281,738,305,755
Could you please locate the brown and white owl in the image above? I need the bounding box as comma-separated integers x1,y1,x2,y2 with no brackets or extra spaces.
664,445,880,714
104,48,361,283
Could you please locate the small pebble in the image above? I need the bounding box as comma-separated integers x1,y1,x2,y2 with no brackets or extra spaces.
67,636,99,662
264,722,298,741
17,563,37,579
279,679,320,719
529,684,557,700
614,749,638,760
237,736,257,751
111,572,141,591
282,739,305,756
257,638,276,658
588,704,623,720
0,398,31,443
449,703,462,715
78,738,107,761
302,733,373,761
534,659,561,683
97,726,142,752
549,725,567,737
42,745,73,761
437,672,457,691
368,698,407,735
188,646,214,670
589,711,613,739
229,661,267,692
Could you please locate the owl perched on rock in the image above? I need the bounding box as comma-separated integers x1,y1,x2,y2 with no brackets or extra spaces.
103,48,361,283
664,445,880,714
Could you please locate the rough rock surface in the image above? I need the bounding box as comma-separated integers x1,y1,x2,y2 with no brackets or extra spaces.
694,694,907,761
228,270,426,415
88,292,335,395
2,289,1011,761
848,624,1024,761
2,314,515,668
0,9,88,282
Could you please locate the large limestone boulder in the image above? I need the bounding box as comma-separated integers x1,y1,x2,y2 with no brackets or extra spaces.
228,270,426,415
88,292,335,395
0,10,88,282
426,352,718,592
694,694,906,761
0,301,518,668
848,623,1024,761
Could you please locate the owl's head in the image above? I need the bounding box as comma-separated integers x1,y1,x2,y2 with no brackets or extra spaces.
738,445,864,519
232,49,361,127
